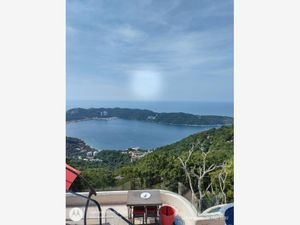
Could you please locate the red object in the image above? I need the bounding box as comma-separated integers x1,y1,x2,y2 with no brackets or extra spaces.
159,205,175,225
133,206,145,215
66,164,81,191
133,206,145,224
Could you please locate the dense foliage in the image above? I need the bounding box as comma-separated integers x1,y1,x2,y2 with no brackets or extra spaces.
67,126,234,210
66,107,233,125
66,137,98,158
118,126,233,192
67,138,137,168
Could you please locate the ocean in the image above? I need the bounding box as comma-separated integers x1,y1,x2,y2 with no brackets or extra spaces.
66,101,233,150
66,119,221,150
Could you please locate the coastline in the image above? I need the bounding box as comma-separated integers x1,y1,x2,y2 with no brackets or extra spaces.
66,117,118,124
66,117,231,127
66,119,232,150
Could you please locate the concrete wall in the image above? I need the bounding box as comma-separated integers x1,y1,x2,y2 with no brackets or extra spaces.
159,190,224,225
195,218,225,225
66,190,129,206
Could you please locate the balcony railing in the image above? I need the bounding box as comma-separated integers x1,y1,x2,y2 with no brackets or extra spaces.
105,208,133,225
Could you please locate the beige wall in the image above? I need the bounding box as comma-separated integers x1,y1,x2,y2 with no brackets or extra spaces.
66,190,128,206
196,218,225,225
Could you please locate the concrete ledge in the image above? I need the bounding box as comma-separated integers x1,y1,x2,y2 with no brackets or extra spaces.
66,190,129,206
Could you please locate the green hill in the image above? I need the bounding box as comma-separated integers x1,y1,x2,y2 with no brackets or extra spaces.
68,126,233,207
118,126,233,191
66,107,233,125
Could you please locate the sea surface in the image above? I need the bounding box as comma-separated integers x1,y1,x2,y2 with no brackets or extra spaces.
66,119,221,150
66,101,232,150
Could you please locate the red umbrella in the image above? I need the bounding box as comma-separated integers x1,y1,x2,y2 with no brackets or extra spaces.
66,163,81,191
66,164,101,225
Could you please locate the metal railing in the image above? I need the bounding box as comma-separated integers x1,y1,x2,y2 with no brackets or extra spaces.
105,208,133,225
67,191,102,225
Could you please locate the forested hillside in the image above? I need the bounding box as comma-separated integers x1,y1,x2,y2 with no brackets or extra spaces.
67,125,233,211
66,107,233,125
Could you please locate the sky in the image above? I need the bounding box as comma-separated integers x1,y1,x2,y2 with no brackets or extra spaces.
67,0,233,102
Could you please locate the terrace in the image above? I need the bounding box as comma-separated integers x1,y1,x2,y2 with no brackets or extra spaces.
66,189,225,225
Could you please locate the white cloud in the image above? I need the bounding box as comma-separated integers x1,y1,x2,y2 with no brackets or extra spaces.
113,25,146,43
66,0,233,101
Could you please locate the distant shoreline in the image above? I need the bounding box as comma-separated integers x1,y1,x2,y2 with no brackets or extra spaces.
66,117,230,127
66,101,233,117
66,117,118,124
66,107,233,126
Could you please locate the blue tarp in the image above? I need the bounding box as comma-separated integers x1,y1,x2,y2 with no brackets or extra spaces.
225,207,234,225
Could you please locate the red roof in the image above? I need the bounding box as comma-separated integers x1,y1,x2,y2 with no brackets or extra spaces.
66,164,81,191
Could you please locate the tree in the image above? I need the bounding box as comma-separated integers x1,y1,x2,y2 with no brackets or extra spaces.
217,160,233,204
178,141,224,212
178,144,198,206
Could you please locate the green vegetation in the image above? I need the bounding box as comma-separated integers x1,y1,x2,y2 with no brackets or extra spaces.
66,107,233,125
66,137,98,158
67,138,145,169
67,126,233,211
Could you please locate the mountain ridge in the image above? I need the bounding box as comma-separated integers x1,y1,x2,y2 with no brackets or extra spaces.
66,107,233,125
